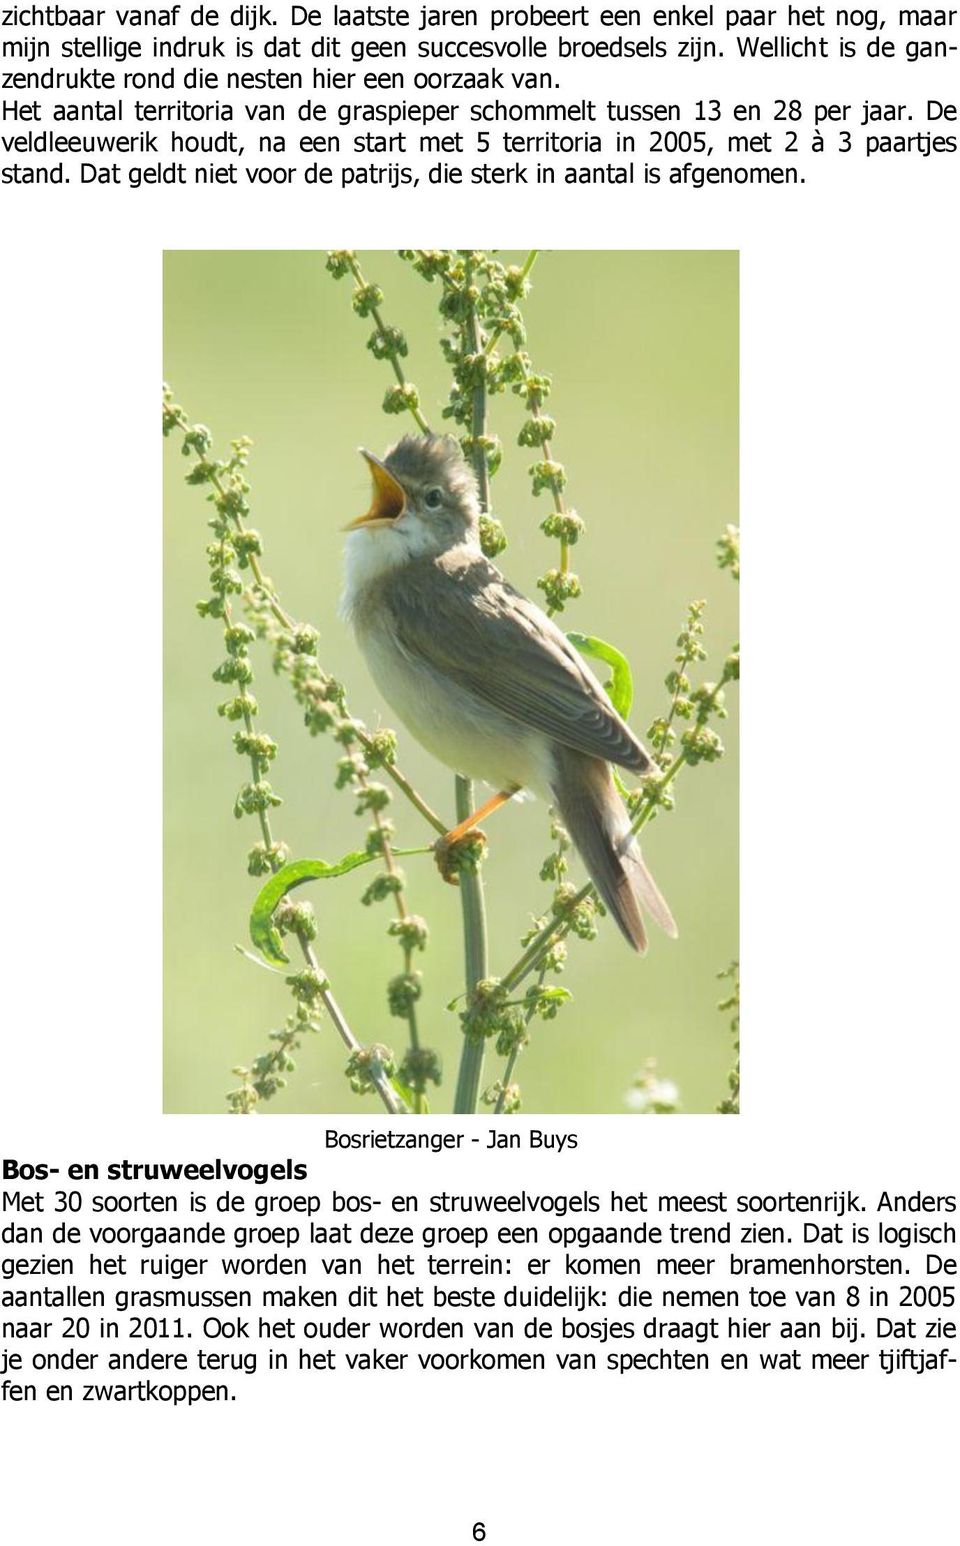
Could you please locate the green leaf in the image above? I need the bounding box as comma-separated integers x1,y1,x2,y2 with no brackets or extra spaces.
250,849,430,966
392,1079,428,1114
566,631,634,719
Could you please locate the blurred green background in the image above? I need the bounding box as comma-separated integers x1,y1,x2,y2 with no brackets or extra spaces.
163,250,738,1115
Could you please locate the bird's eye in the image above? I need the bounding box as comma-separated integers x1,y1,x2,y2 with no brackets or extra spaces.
424,487,443,510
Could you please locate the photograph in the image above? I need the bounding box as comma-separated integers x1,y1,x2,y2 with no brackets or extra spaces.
163,249,739,1115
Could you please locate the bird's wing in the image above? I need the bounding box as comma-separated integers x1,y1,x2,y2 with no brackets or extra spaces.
386,554,651,773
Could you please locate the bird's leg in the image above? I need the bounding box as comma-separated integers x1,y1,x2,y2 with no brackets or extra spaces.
434,787,517,885
442,787,516,845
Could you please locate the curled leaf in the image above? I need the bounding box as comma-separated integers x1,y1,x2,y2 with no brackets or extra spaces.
566,631,634,720
250,849,430,966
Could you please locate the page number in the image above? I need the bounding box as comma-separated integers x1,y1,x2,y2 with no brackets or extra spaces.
472,1526,486,1541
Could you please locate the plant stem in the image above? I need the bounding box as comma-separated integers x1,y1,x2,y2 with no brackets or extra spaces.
493,1052,519,1115
213,525,281,870
453,266,492,1116
362,782,427,1110
301,939,407,1115
482,249,539,358
346,253,431,434
453,773,489,1115
465,282,491,513
381,763,447,835
494,966,546,1114
527,392,570,575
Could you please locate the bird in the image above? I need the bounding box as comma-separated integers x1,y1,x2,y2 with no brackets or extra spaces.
341,432,677,953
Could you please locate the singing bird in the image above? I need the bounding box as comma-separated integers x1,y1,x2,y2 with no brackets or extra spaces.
341,434,677,953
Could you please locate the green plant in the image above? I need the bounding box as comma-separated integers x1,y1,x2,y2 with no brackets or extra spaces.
161,409,410,1114
716,961,741,1113
164,250,738,1115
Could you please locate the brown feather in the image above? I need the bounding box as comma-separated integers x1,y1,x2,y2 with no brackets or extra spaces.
550,747,649,952
380,550,653,774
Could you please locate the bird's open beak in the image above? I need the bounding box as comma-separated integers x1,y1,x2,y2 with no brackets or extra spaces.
344,450,407,530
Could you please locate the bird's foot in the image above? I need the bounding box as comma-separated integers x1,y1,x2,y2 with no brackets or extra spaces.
433,828,488,886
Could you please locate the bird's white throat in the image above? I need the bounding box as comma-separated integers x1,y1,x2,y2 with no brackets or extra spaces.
341,523,479,621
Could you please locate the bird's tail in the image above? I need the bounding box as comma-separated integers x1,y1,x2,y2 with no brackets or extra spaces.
550,747,678,954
